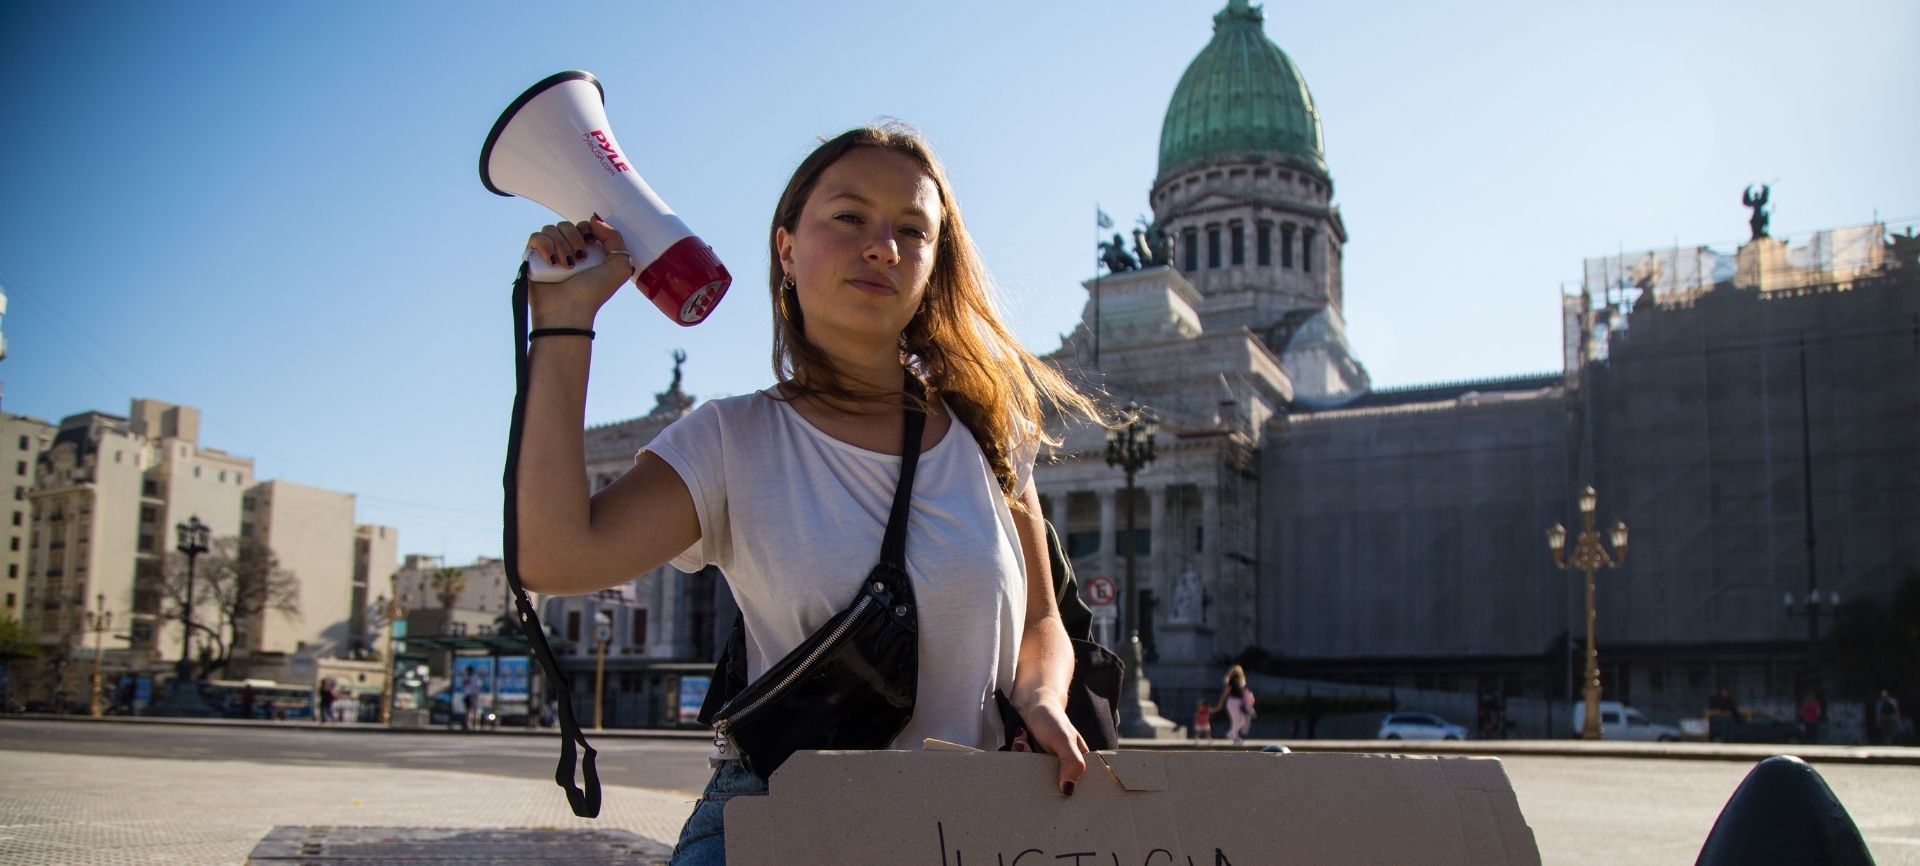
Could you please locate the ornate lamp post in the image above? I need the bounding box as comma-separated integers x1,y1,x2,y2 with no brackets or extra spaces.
1105,403,1175,738
159,515,214,712
592,610,613,731
374,576,411,726
1783,588,1839,688
1547,486,1628,740
85,594,112,717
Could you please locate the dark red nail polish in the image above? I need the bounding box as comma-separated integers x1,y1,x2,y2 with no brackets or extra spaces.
1062,781,1075,796
565,254,574,266
548,255,558,265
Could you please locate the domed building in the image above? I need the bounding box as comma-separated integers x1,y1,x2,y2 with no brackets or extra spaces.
1038,0,1920,740
554,0,1919,738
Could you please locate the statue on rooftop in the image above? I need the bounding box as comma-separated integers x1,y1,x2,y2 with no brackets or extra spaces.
1098,232,1138,273
1742,185,1771,241
1133,218,1174,268
650,348,694,418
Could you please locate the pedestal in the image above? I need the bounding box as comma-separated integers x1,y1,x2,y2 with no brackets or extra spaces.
1117,634,1180,739
149,661,219,718
1157,621,1215,667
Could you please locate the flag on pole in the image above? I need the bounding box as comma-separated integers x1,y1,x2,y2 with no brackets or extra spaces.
1096,206,1113,230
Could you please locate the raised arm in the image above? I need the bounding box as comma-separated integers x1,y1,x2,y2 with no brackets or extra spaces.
515,218,701,595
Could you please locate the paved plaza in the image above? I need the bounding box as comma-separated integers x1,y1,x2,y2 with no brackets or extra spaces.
0,749,693,866
2,720,1916,865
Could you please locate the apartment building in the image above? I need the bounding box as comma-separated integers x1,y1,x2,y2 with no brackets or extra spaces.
0,414,54,619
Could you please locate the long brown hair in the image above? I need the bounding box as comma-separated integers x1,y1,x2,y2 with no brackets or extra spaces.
767,124,1097,500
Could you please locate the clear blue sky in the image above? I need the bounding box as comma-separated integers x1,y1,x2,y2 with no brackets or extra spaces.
2,1,1913,565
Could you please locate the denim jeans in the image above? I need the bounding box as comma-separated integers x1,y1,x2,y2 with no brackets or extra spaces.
669,760,767,866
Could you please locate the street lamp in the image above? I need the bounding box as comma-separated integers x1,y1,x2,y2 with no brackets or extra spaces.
375,576,411,726
1784,588,1840,691
85,594,112,717
1547,486,1628,740
149,515,216,716
1105,402,1174,738
593,610,613,731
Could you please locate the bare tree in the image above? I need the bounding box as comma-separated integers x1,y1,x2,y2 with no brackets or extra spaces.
159,536,300,679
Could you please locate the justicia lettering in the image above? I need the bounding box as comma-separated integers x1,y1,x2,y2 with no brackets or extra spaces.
935,821,1235,866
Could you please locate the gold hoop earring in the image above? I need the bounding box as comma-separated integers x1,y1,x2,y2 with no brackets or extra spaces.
779,275,799,322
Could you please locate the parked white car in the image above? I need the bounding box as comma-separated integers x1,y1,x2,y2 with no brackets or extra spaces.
1377,712,1468,740
1573,701,1682,741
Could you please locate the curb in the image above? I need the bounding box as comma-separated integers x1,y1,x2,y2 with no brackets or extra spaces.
9,713,1916,765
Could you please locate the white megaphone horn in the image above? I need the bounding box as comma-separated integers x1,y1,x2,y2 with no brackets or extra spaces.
481,71,730,326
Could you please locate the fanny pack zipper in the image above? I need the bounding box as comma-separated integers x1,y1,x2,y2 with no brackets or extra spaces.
713,593,877,749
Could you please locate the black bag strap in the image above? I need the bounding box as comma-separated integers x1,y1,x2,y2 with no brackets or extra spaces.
878,375,928,570
1043,521,1094,642
502,263,600,818
696,375,926,725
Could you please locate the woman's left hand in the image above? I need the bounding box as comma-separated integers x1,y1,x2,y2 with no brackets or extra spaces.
1017,698,1089,795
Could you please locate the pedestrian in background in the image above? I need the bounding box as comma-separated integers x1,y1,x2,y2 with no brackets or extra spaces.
1707,688,1737,742
1874,689,1903,745
1191,698,1213,745
1214,665,1256,745
1797,693,1822,744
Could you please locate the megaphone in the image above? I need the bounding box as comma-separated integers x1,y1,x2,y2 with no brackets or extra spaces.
481,71,730,326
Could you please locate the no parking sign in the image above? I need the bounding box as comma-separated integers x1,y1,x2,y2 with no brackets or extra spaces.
1083,575,1116,607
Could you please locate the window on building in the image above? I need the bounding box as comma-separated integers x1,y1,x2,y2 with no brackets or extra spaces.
1207,226,1221,268
15,436,25,450
140,506,156,523
114,451,122,463
243,498,255,511
1256,223,1271,266
239,525,252,538
219,471,226,482
1117,528,1152,557
1182,228,1198,271
1302,228,1316,272
143,480,159,497
237,473,245,484
193,467,201,478
8,538,17,552
632,609,649,646
10,511,18,526
1065,531,1099,560
8,564,16,578
138,534,154,551
1280,223,1295,268
1230,223,1244,265
566,611,581,643
14,462,22,477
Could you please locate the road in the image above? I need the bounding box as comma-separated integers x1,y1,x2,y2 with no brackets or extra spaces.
3,719,1917,865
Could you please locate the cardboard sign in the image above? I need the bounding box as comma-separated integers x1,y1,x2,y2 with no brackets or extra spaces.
726,749,1539,865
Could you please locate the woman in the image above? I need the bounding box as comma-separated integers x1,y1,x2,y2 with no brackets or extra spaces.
513,125,1099,864
1214,665,1255,746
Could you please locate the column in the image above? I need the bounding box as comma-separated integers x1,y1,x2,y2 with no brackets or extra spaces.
1148,484,1168,618
1097,489,1117,590
1043,491,1066,529
1200,485,1220,608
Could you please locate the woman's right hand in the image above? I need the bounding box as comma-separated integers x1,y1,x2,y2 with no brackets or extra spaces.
525,216,637,328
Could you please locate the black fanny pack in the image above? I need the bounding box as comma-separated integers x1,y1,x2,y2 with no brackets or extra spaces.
697,388,927,782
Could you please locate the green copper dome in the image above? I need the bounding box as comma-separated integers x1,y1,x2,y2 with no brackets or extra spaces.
1159,0,1327,182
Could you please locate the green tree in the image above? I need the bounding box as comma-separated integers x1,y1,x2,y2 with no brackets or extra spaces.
430,567,468,610
0,611,36,663
1824,568,1920,708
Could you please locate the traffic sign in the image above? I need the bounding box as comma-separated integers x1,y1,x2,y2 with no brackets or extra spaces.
1084,575,1117,607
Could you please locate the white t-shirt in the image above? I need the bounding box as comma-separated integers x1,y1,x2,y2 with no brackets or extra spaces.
644,390,1032,751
